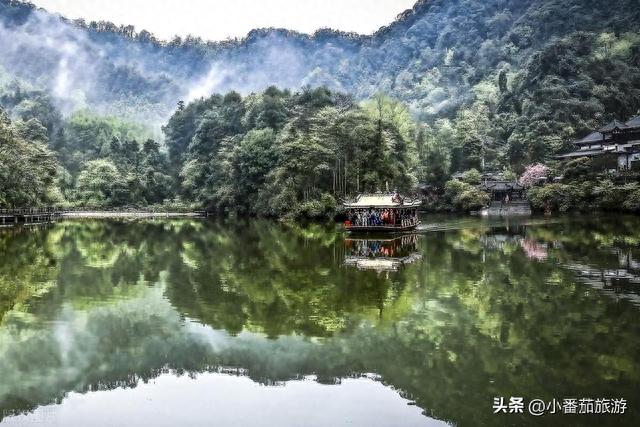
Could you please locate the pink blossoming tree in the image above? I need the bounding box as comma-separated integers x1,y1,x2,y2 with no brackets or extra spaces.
519,163,549,187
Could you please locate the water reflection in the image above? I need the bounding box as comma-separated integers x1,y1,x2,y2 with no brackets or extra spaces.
1,373,443,427
0,217,639,426
524,218,640,306
344,235,421,271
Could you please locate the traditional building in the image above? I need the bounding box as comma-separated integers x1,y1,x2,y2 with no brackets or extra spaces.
556,116,640,170
477,172,531,216
479,173,526,202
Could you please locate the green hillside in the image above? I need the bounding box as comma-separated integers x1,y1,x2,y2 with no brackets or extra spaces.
1,0,639,214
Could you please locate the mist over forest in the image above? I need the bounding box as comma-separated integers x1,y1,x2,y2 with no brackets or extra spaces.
2,0,637,123
1,0,640,215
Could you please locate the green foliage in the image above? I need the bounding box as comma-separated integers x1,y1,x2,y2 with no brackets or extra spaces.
443,178,489,212
593,179,625,210
456,188,490,212
527,183,570,212
14,118,48,144
531,161,634,214
0,91,175,207
562,157,593,181
460,169,482,185
413,28,640,187
0,108,58,207
502,168,517,182
75,159,128,207
529,168,640,214
419,121,453,186
292,195,337,220
8,91,62,134
57,110,153,174
622,186,640,212
164,87,419,219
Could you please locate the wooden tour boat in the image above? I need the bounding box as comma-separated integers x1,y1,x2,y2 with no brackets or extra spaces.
343,193,421,232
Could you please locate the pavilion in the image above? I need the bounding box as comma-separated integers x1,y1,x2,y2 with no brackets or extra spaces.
479,173,526,202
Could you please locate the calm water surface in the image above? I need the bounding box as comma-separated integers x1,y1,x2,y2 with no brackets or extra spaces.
0,215,639,426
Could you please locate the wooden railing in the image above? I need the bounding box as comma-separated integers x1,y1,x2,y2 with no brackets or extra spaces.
0,207,62,215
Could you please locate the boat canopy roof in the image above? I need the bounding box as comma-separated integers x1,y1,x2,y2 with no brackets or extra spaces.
343,194,421,209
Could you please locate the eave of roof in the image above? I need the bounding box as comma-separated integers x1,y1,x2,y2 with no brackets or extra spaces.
344,201,422,208
574,131,604,145
625,116,640,129
556,150,607,158
481,181,524,191
599,119,629,133
343,194,421,208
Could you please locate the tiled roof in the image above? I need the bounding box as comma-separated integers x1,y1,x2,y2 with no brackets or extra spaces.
598,119,629,133
625,116,640,128
575,131,604,145
481,181,524,191
344,194,421,208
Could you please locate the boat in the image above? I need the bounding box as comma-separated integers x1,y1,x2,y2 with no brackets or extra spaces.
343,193,421,232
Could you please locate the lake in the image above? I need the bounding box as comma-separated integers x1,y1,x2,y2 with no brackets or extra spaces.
0,215,639,426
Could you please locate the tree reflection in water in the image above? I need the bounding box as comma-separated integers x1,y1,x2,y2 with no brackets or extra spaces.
0,216,638,426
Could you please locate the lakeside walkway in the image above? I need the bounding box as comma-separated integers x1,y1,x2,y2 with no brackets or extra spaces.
0,208,206,225
0,208,61,225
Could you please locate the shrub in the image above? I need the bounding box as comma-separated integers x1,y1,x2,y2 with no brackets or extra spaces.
562,157,592,181
623,187,640,212
444,179,467,202
455,188,490,211
444,179,489,211
593,179,624,210
460,168,482,185
502,168,517,182
290,192,337,219
528,183,569,212
296,200,326,219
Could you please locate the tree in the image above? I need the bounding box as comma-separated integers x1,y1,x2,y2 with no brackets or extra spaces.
498,70,508,94
75,159,128,207
519,163,549,187
14,118,49,144
444,179,489,212
452,102,495,172
0,109,59,207
230,128,277,213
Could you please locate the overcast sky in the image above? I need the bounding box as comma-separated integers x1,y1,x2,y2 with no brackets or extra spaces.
31,0,417,41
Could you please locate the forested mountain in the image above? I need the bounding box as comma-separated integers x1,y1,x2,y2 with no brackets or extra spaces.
1,0,640,214
2,0,638,123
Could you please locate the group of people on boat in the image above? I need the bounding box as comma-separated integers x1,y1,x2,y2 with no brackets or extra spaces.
345,209,417,228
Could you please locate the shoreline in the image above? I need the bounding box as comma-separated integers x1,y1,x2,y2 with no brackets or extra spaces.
61,211,202,219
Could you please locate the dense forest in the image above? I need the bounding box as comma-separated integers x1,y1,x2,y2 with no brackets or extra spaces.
163,87,420,217
1,86,419,218
1,0,640,215
0,104,172,208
